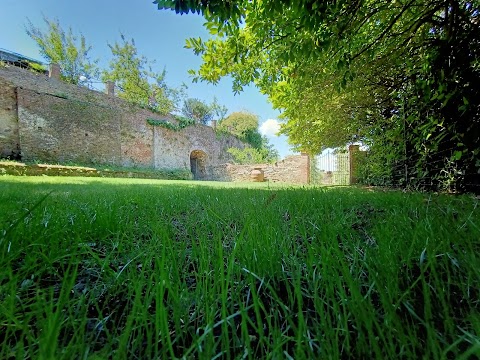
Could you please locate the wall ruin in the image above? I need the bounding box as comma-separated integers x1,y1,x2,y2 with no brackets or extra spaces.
0,76,20,159
0,65,246,178
0,65,311,183
211,154,310,184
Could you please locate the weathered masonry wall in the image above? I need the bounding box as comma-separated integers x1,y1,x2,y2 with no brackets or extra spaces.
154,126,245,173
17,88,123,165
0,76,20,158
211,154,310,184
0,65,245,177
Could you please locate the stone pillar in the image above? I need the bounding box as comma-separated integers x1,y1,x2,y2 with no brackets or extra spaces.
49,63,61,79
349,145,360,185
105,81,115,96
301,152,311,184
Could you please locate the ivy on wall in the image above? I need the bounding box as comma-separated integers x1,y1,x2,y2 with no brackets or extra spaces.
146,115,196,131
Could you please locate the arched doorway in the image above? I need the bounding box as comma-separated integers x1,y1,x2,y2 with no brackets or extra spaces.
190,150,207,180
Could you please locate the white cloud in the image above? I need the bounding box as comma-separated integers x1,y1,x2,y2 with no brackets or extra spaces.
259,118,281,137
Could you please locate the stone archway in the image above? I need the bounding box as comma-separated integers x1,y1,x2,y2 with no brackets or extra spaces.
190,150,208,180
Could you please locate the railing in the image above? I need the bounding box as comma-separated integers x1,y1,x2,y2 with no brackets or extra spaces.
314,150,350,185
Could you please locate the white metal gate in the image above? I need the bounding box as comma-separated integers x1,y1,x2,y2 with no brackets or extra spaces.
315,150,350,185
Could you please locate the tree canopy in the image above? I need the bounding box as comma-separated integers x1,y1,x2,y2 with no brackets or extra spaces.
181,97,228,125
217,111,279,163
25,16,98,86
102,35,180,115
181,98,215,125
217,111,262,147
155,0,480,192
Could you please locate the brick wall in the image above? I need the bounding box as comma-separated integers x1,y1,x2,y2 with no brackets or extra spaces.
0,76,19,158
0,65,246,177
17,88,122,164
211,154,310,184
120,107,155,168
154,126,246,172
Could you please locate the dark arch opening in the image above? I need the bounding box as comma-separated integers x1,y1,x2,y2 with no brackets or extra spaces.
190,150,207,180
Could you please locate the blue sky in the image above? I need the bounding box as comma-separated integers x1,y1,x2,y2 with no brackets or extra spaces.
0,0,294,158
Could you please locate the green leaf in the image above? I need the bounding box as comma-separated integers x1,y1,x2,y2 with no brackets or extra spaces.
453,150,463,161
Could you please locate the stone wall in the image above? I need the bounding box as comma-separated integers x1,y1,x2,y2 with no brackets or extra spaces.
17,88,123,164
211,154,310,184
0,65,246,177
0,76,20,158
154,126,246,175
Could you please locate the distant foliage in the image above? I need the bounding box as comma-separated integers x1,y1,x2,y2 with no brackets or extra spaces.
260,136,280,163
210,97,228,122
146,116,195,131
227,145,278,164
227,147,267,164
181,98,213,125
180,96,228,125
217,111,262,147
25,16,99,86
103,35,180,115
219,111,279,163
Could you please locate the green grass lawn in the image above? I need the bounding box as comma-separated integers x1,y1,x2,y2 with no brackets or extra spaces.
0,175,479,359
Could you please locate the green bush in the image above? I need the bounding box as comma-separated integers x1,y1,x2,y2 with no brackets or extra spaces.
227,147,273,164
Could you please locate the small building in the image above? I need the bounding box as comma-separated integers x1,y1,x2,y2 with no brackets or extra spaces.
0,48,46,73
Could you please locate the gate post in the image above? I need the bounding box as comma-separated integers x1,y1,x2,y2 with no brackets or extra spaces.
301,152,310,184
349,145,360,185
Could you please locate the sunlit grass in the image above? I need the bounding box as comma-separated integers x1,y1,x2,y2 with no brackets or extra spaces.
1,175,479,359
